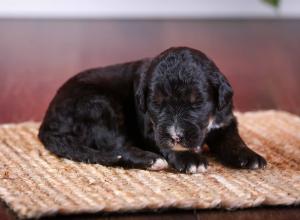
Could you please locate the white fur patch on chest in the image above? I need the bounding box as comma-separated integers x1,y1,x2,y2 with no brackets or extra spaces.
207,117,224,131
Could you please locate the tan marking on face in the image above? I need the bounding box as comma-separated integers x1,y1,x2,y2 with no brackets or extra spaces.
150,118,155,126
154,90,164,105
190,91,197,103
173,143,189,152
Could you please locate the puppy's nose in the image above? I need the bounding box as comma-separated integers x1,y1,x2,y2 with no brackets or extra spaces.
172,134,182,143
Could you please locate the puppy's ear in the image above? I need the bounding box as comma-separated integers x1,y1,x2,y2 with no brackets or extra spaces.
208,71,233,110
135,72,148,113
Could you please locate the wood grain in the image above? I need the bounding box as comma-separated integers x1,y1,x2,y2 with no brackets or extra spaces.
0,20,299,124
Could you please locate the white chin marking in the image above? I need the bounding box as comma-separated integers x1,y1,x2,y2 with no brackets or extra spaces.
149,158,168,170
188,164,207,174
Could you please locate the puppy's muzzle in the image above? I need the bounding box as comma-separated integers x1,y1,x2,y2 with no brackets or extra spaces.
171,133,182,144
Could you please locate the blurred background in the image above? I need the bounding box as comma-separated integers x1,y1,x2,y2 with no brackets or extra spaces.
0,0,300,123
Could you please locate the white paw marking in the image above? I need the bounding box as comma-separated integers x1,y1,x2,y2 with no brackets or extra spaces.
196,164,207,173
188,164,207,173
149,158,168,170
251,162,259,169
188,165,197,173
240,161,247,167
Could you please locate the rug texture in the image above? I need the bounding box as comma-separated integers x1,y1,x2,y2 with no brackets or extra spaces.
0,110,299,219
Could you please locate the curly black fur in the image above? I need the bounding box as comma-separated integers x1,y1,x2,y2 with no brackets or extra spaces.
39,47,266,173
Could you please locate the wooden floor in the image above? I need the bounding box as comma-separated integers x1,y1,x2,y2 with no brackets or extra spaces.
0,19,299,219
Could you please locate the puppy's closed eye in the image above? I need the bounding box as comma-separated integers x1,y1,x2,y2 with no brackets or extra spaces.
190,89,203,105
153,90,168,106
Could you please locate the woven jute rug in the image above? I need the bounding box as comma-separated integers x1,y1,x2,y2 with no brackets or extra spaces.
0,110,299,219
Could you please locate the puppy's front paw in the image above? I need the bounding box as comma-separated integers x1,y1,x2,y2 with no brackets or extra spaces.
149,158,169,171
233,148,267,169
170,151,208,174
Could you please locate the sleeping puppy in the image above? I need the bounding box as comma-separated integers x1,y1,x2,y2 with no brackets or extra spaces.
38,47,266,173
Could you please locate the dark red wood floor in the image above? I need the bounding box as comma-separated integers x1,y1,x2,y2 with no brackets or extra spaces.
0,19,299,219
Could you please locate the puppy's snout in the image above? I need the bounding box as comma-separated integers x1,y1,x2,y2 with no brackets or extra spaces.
171,133,182,143
168,124,183,143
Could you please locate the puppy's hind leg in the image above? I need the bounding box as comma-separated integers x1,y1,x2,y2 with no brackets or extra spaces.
83,125,168,170
39,95,167,170
38,129,123,165
92,128,168,170
39,128,168,170
115,144,169,171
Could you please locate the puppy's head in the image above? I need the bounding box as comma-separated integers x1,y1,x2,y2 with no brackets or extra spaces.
136,47,233,151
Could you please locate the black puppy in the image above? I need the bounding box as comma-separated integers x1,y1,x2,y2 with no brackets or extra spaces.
39,47,266,173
